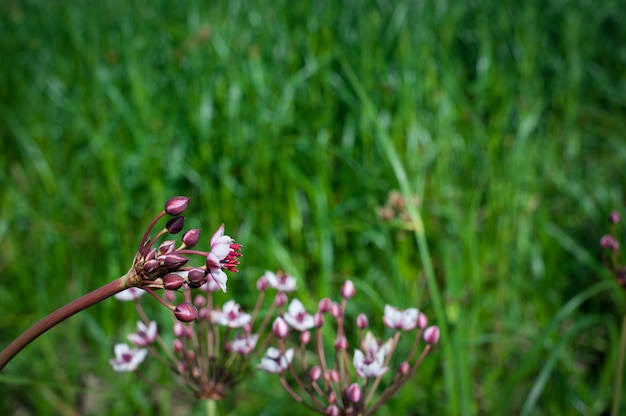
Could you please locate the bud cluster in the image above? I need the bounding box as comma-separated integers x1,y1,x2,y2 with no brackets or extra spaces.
258,279,439,415
122,196,242,321
600,209,626,288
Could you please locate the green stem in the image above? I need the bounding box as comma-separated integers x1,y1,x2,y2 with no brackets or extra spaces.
0,274,129,371
206,399,216,416
611,314,626,416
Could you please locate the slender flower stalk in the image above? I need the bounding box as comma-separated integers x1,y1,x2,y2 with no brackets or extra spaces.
0,196,241,371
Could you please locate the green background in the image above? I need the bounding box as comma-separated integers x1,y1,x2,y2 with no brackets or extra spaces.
1,0,625,414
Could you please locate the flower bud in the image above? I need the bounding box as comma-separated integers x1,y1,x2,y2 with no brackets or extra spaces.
143,259,161,273
182,228,201,248
173,339,184,353
318,297,332,313
174,302,198,322
330,302,342,319
341,280,355,299
164,290,177,302
164,254,188,270
423,325,440,344
166,216,185,234
399,361,410,375
274,292,288,307
300,330,311,345
194,294,206,307
272,317,289,338
327,369,340,384
345,383,362,403
159,240,176,255
257,275,269,291
417,312,428,329
314,311,324,328
310,365,322,382
356,313,369,329
165,196,190,216
326,405,339,416
334,335,348,351
600,235,619,251
610,210,621,224
188,268,207,284
163,273,185,290
173,321,186,337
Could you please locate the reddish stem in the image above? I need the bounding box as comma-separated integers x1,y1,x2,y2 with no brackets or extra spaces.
0,274,129,371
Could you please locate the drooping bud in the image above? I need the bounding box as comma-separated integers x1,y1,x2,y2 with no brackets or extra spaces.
166,216,185,234
423,325,440,344
165,196,190,216
356,313,369,329
174,302,198,322
272,317,289,338
182,228,201,247
345,383,362,403
163,273,185,290
341,280,355,299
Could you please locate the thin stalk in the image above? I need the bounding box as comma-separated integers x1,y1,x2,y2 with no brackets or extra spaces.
0,274,129,370
611,314,626,416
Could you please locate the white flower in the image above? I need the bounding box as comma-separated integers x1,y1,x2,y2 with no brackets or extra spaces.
353,348,388,378
212,300,251,328
283,299,315,331
114,287,145,301
210,224,234,261
109,343,147,372
263,271,297,292
382,305,419,330
258,347,294,374
127,321,158,346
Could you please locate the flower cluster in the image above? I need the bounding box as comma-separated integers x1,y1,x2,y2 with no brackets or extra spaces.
600,210,626,287
121,196,241,322
377,190,420,229
110,268,302,401
258,280,439,415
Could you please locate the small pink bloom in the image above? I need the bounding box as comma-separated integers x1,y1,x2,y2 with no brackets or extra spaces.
353,348,388,378
424,325,441,344
283,299,315,331
258,347,294,374
382,305,419,330
228,333,259,355
212,300,251,328
361,332,393,357
127,321,158,346
341,280,356,299
345,382,362,403
263,270,297,292
109,343,147,372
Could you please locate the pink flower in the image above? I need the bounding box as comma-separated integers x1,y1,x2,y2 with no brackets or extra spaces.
361,331,394,357
283,299,315,331
228,333,259,355
382,305,419,330
127,321,158,346
205,224,241,293
263,271,297,292
258,347,294,374
353,348,388,378
212,300,251,328
109,343,147,372
114,287,145,301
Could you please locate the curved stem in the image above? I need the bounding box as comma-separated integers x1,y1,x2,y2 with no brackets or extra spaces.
0,274,129,371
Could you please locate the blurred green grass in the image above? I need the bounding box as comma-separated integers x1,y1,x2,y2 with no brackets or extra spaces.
1,0,625,414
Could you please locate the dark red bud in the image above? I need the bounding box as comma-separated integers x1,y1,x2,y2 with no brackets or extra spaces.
159,240,176,255
143,259,161,273
174,302,198,322
166,216,185,234
165,196,190,216
182,229,201,248
188,268,207,284
163,273,185,290
164,254,188,270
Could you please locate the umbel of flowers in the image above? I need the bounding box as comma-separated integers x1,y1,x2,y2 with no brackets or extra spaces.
109,270,301,401
258,280,440,416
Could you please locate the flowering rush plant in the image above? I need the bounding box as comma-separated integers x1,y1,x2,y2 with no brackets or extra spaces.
0,196,242,370
258,280,440,415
